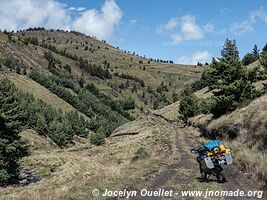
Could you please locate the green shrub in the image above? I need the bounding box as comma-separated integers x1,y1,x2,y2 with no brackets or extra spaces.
197,39,264,117
132,147,151,161
179,93,200,121
29,70,129,138
260,51,267,70
0,169,10,184
0,115,28,185
242,53,256,66
90,133,105,146
0,79,88,147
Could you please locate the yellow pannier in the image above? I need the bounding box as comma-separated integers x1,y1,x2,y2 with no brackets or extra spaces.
219,144,226,153
225,148,231,153
207,152,213,157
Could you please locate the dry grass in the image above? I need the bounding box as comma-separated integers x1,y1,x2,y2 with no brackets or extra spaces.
0,114,177,200
152,101,181,122
207,93,267,144
0,33,7,41
188,94,267,183
194,87,214,99
0,74,89,120
228,139,267,182
19,130,56,150
12,30,203,116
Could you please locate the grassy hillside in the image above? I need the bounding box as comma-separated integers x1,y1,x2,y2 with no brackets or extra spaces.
0,29,202,188
11,29,202,114
188,93,267,183
0,74,86,117
173,39,267,187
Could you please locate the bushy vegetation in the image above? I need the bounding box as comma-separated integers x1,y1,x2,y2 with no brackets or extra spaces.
78,58,112,79
90,133,105,146
241,45,260,66
132,147,151,161
260,43,267,70
1,57,27,74
180,39,267,120
0,115,28,185
0,79,88,147
179,89,201,121
114,73,145,87
29,70,129,138
86,83,135,116
23,36,39,45
21,37,112,79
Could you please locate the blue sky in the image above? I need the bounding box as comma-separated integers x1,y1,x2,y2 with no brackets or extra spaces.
1,0,267,64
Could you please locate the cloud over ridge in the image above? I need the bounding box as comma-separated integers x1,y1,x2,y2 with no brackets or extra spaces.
156,14,214,44
0,0,122,40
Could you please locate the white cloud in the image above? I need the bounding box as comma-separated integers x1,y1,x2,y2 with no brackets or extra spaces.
250,8,267,23
0,0,71,31
69,7,76,11
215,28,227,36
180,15,204,41
156,17,178,34
203,23,214,32
0,0,122,40
178,51,212,65
156,15,213,43
230,20,254,35
76,7,86,12
72,0,122,40
171,33,183,43
230,8,267,35
69,6,86,12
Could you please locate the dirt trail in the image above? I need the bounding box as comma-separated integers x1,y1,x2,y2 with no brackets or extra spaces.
131,114,264,200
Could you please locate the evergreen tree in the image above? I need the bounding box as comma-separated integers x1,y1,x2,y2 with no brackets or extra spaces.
262,43,267,53
242,44,260,66
36,114,47,135
172,92,179,102
0,79,89,147
242,53,255,66
179,92,200,121
202,39,261,116
252,44,260,60
221,39,239,61
260,51,267,69
0,115,28,185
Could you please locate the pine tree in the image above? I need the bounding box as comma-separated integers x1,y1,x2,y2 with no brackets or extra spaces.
260,51,267,69
252,44,260,60
242,53,254,66
179,92,200,121
36,114,47,135
0,114,28,185
172,92,179,102
221,39,239,61
262,43,267,53
203,40,260,116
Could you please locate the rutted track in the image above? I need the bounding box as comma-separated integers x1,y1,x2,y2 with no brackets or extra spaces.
130,114,263,200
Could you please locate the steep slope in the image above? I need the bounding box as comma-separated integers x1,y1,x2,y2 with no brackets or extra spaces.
12,29,203,114
0,29,201,151
0,73,87,117
188,92,267,185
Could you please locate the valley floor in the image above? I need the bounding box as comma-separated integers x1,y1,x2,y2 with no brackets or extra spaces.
0,112,265,200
